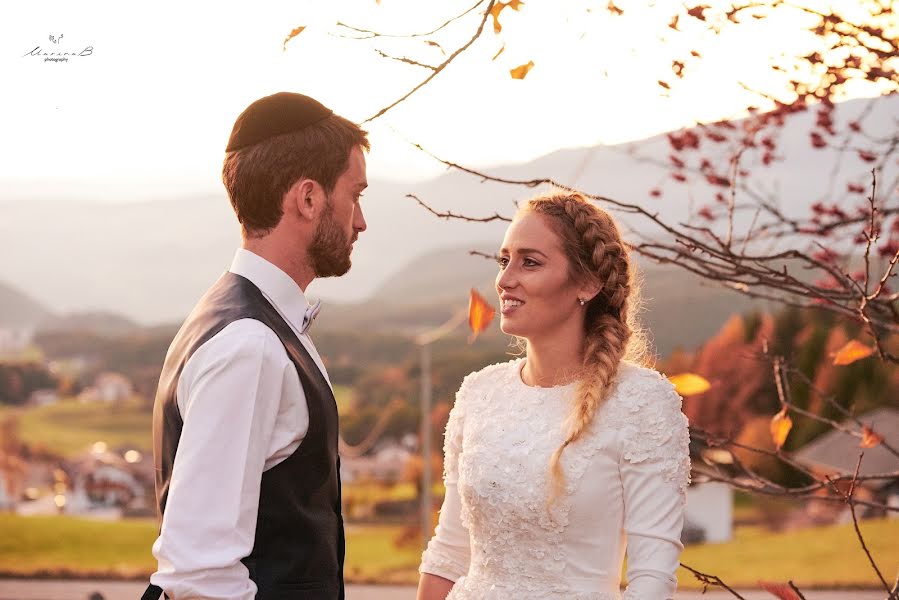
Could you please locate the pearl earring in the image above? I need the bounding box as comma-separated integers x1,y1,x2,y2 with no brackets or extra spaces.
578,298,586,306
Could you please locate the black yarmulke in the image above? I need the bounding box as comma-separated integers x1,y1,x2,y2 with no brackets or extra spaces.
225,92,334,152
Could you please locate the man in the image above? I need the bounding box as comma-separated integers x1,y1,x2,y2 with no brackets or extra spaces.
144,92,369,600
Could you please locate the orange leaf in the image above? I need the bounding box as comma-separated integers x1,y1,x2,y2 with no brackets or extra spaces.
832,339,874,365
658,79,671,90
282,26,306,51
668,373,711,396
770,408,792,450
510,60,535,80
490,2,506,33
759,581,802,600
492,44,506,61
861,425,884,448
507,0,524,10
468,289,496,342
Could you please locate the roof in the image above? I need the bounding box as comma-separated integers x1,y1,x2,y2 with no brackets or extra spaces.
794,407,899,480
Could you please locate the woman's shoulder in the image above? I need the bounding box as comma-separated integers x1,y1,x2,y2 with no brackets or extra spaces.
607,360,684,415
458,357,522,395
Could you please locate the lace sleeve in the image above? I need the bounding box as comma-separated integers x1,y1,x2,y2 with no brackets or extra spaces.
418,372,474,582
618,369,691,600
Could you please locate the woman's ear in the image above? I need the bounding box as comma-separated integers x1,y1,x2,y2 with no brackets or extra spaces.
578,279,602,304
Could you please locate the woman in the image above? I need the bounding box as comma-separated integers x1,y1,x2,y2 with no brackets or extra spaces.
417,192,691,599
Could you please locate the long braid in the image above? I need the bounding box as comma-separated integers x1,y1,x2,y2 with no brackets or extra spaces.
525,192,646,504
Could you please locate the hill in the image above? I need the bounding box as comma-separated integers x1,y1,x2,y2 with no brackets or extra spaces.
0,94,895,324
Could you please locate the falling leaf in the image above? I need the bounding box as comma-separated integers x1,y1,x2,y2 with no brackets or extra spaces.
860,425,884,448
282,26,306,51
510,60,535,80
770,408,792,451
759,581,802,600
468,289,496,342
832,339,874,365
658,80,671,90
490,2,506,33
607,1,623,15
507,0,524,10
668,373,711,396
669,15,680,30
492,44,506,61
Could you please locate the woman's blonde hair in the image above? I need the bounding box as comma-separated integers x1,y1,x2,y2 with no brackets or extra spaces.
521,191,648,503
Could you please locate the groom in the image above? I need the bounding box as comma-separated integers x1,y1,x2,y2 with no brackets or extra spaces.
144,92,369,600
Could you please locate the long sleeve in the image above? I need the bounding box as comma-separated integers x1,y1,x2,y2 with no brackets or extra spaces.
619,372,691,600
150,320,302,600
419,374,473,582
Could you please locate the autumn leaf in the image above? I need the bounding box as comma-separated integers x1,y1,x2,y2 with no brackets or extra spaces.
770,408,792,451
860,425,884,448
759,581,802,600
468,289,496,342
490,2,506,33
658,80,671,90
668,373,711,396
507,0,524,10
510,60,535,80
832,339,874,365
607,1,623,16
282,26,306,51
492,44,506,61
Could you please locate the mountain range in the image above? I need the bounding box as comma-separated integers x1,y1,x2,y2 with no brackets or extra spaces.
0,94,894,337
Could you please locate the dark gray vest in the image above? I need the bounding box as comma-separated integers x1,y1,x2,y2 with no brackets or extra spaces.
150,272,344,600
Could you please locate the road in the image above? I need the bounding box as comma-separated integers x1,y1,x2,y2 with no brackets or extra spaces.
0,580,884,600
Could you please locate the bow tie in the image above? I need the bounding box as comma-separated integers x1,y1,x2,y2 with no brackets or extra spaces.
301,299,322,335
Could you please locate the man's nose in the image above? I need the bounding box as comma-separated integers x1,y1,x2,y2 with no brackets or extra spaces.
354,206,367,233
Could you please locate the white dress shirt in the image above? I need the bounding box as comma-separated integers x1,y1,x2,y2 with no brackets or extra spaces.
150,248,330,600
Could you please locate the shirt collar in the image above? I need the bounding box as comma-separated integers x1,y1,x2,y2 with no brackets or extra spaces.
228,248,317,336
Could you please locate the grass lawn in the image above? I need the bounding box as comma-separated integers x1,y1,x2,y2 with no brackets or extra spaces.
2,386,357,459
1,513,896,589
1,399,152,457
677,517,899,590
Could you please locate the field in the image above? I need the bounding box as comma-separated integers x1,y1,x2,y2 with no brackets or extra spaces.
0,385,355,458
1,513,897,589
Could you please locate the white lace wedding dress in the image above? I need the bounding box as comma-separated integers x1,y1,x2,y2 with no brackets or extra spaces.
419,358,691,599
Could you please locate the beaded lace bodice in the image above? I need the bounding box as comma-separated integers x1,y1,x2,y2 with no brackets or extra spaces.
420,359,691,600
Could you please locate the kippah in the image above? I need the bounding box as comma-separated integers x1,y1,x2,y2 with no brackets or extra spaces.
226,92,334,152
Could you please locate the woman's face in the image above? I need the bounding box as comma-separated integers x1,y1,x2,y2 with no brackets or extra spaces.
495,212,591,340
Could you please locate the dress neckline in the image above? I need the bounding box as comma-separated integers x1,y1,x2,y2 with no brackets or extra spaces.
513,358,579,391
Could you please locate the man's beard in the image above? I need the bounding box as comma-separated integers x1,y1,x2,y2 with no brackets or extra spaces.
309,201,353,278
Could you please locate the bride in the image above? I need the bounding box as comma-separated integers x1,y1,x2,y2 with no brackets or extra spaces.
417,192,691,599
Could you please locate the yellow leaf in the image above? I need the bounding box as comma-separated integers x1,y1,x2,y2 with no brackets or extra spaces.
492,44,506,61
832,339,874,365
668,373,711,396
860,425,884,449
507,0,525,10
770,408,792,450
468,289,496,342
282,26,306,51
510,60,535,80
490,2,506,34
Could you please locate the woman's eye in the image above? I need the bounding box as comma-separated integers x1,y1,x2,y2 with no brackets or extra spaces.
523,258,539,267
497,256,509,268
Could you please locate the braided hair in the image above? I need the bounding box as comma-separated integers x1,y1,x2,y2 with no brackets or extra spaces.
522,191,648,503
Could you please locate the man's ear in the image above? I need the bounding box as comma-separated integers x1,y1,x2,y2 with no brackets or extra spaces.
288,178,322,222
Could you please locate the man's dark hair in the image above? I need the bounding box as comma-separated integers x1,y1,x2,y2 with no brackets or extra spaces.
221,114,369,237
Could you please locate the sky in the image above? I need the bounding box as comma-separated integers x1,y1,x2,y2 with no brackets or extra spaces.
0,0,839,202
